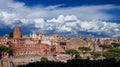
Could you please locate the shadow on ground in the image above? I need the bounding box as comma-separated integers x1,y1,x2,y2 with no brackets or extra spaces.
18,58,120,67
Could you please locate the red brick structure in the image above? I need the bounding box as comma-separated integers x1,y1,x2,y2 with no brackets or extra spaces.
12,43,55,56
13,25,21,39
0,26,70,57
10,38,56,56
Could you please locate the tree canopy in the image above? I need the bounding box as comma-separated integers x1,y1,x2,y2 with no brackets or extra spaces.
7,32,13,39
66,49,79,54
91,52,101,59
99,44,112,50
0,46,13,53
40,57,48,62
78,46,91,52
111,43,120,48
103,48,120,58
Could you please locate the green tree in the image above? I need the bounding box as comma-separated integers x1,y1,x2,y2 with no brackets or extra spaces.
0,46,13,53
103,48,120,58
99,44,112,51
75,54,82,59
7,32,13,39
78,46,91,57
103,51,118,58
111,43,120,48
0,46,13,58
99,44,112,58
99,44,111,53
66,49,80,59
66,49,79,55
91,52,101,59
40,57,48,62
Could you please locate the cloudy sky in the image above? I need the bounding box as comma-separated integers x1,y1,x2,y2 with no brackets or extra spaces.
0,0,120,38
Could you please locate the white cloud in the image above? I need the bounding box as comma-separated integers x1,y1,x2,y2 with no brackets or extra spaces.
47,18,57,22
34,18,45,29
46,15,120,37
0,12,17,25
57,26,72,32
56,15,65,23
64,15,78,21
0,0,120,37
45,4,65,10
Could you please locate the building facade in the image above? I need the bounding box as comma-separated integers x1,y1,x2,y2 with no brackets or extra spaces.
0,26,68,58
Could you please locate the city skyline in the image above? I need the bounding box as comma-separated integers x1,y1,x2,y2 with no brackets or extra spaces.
0,0,120,38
